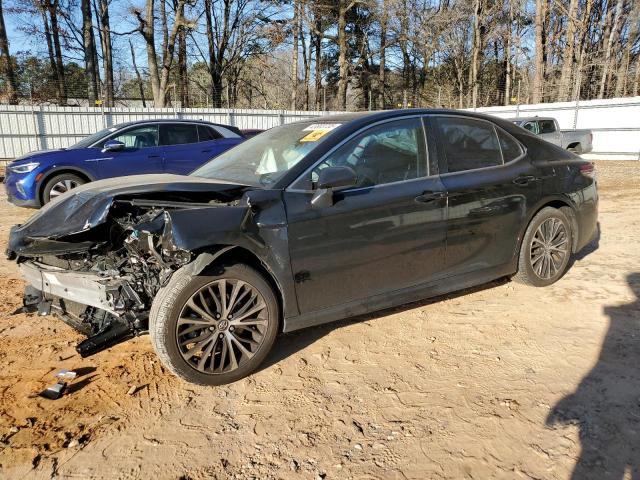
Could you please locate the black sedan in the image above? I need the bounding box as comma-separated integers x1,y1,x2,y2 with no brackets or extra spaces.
7,109,598,385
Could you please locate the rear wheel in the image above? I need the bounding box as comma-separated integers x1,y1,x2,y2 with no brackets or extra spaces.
42,173,86,204
150,263,279,385
514,207,573,287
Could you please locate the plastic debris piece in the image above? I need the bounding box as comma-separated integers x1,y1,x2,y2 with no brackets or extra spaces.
39,381,66,400
55,370,77,381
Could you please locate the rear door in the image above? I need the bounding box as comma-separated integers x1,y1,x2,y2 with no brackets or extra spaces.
93,124,164,178
431,115,539,277
160,123,203,174
284,116,448,314
197,124,244,162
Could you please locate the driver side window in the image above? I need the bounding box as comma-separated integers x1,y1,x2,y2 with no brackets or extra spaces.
108,125,159,149
309,118,427,189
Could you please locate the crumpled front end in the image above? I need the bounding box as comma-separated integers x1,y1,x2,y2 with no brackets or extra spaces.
6,175,260,357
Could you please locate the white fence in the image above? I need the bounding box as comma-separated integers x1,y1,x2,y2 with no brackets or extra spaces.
1,97,639,160
474,96,640,160
0,106,341,159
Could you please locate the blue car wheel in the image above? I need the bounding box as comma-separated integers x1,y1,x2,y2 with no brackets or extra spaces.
42,173,86,204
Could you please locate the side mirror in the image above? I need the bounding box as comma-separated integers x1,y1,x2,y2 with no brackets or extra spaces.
311,166,357,209
102,139,125,153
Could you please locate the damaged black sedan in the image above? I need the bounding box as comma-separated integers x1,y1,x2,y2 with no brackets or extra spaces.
7,110,598,385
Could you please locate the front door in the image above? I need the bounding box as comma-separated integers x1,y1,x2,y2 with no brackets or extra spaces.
431,115,539,276
94,124,164,179
284,117,448,314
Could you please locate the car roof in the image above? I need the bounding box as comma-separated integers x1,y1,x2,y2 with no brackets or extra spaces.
289,108,524,136
292,108,515,124
112,118,237,130
507,116,552,123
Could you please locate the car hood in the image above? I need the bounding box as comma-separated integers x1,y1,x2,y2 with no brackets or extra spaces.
10,174,253,243
11,149,67,164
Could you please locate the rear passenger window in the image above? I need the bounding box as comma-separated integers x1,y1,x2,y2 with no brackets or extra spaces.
497,129,524,163
198,125,222,141
160,124,199,146
539,120,556,134
436,117,502,173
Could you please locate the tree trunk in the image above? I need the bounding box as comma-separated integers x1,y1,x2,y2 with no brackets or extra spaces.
81,0,99,104
291,0,299,110
301,14,311,110
614,0,638,97
203,0,221,107
96,0,114,106
532,0,546,103
557,0,579,101
130,39,146,107
47,0,67,105
572,0,593,100
468,0,483,108
177,27,188,107
598,0,625,98
313,12,322,110
0,0,18,104
633,53,640,96
378,1,387,109
176,0,188,107
336,0,349,110
504,0,512,106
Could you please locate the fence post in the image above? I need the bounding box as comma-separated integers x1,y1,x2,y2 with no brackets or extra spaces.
228,109,235,126
279,110,286,125
31,105,46,151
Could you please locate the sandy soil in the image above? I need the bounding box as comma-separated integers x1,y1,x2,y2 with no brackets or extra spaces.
0,162,638,479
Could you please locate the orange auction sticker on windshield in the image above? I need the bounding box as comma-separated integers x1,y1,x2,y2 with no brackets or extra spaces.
300,123,341,142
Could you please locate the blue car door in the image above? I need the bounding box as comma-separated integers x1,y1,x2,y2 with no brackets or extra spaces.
94,124,164,179
160,123,242,174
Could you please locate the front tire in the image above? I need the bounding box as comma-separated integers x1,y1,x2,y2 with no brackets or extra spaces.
514,207,573,287
150,263,279,385
42,173,86,204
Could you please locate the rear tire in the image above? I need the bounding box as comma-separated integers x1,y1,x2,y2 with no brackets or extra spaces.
150,263,279,385
42,173,86,204
514,207,573,287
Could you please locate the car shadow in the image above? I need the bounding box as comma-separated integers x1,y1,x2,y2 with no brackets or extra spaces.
259,277,509,373
546,272,640,479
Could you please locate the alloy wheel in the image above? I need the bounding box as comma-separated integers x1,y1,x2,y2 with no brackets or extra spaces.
529,217,569,280
176,279,270,374
49,179,79,198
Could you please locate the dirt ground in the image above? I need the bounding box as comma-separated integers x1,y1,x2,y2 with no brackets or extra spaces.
0,162,638,480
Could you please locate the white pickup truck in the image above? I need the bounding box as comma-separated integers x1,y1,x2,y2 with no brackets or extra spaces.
509,117,593,154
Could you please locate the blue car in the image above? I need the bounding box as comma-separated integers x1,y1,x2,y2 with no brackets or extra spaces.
4,119,245,208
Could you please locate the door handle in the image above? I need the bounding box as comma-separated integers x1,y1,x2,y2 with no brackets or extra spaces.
202,149,213,153
147,154,161,158
415,191,447,203
513,175,536,186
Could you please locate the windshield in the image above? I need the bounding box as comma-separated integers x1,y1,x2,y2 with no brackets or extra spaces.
69,126,118,149
191,121,341,187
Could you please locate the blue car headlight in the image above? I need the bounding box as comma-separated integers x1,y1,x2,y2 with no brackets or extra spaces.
8,161,40,174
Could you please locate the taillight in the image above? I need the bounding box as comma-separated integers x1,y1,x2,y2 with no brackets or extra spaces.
580,162,595,178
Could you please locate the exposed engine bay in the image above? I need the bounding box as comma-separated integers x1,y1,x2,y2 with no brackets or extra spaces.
17,200,218,356
5,174,279,358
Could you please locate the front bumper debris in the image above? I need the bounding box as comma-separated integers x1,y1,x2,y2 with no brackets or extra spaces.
20,261,143,315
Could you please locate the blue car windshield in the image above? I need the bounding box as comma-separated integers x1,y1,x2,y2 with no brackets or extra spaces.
69,127,118,149
191,121,340,187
